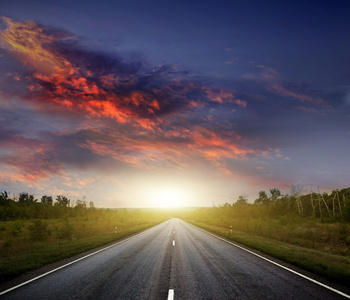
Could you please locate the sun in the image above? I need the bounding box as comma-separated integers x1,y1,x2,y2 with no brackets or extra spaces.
151,187,188,208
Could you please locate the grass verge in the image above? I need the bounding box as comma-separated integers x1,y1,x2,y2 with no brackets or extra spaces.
189,221,350,286
0,221,161,283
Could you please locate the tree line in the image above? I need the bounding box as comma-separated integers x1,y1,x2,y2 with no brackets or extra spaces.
217,185,350,222
1,185,350,222
0,191,95,220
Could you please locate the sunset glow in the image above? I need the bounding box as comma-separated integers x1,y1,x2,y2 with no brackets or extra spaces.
150,187,190,208
0,1,349,207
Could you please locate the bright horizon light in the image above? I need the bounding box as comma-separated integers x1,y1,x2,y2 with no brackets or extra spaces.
149,186,190,208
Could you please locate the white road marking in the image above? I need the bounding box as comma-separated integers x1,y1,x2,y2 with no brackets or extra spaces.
173,230,175,234
194,224,350,299
0,226,159,296
167,289,174,300
173,240,175,246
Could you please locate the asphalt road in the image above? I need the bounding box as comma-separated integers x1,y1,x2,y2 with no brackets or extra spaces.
1,219,349,299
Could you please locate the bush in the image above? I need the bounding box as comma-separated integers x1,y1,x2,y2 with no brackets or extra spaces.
57,220,73,240
29,220,50,241
11,221,23,237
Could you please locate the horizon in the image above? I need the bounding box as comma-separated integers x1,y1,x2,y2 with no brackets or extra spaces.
1,1,350,208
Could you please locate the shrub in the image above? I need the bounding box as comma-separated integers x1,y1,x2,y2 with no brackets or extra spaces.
11,221,23,237
29,220,50,241
57,220,73,240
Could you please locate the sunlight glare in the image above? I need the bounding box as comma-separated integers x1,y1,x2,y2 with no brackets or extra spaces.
151,187,188,208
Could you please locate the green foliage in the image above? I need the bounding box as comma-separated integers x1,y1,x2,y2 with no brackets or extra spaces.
0,209,168,282
269,187,281,203
255,190,269,205
189,221,350,286
19,193,36,203
11,220,22,237
0,186,348,222
236,195,248,205
55,195,70,207
57,219,73,240
182,206,350,258
41,195,53,205
0,191,9,203
0,185,349,284
29,220,51,241
89,201,95,209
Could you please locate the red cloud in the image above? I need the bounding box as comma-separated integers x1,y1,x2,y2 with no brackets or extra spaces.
0,17,280,183
0,17,247,133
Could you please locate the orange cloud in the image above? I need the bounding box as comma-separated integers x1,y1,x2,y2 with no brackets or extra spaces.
1,17,249,139
75,124,262,177
204,87,247,108
0,16,73,74
1,17,279,184
0,18,161,129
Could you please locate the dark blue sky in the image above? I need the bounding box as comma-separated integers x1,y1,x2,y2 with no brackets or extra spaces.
0,0,349,207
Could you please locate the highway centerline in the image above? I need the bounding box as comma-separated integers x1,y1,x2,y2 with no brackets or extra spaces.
2,219,349,299
167,289,174,300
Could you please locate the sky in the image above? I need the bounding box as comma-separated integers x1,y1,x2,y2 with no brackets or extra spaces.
0,0,349,208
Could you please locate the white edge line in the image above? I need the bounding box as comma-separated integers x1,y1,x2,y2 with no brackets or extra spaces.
167,289,174,300
0,227,155,296
192,224,350,299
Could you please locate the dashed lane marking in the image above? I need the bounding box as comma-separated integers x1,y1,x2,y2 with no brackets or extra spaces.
167,289,174,300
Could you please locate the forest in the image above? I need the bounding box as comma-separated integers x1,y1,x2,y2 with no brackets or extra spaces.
1,186,350,221
211,186,350,221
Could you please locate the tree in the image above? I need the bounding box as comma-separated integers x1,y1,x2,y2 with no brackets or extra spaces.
236,195,248,205
290,184,303,215
41,195,53,206
75,199,87,210
18,193,28,202
55,195,70,207
255,190,269,205
0,191,9,203
270,188,281,203
18,193,36,203
89,201,95,209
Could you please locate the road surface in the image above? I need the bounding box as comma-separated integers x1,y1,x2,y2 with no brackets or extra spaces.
1,219,349,299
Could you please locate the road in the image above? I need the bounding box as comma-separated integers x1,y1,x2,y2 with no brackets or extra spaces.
1,219,349,299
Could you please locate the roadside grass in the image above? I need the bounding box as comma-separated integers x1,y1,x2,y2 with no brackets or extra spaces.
188,221,350,286
0,212,168,283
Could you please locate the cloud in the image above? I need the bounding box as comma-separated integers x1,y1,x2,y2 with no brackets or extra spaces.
0,17,245,132
0,17,281,189
243,64,327,108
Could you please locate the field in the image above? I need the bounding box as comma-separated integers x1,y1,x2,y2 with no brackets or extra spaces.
0,208,168,282
178,208,350,285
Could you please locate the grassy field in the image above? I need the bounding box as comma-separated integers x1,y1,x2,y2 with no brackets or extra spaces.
184,218,350,286
0,210,168,282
